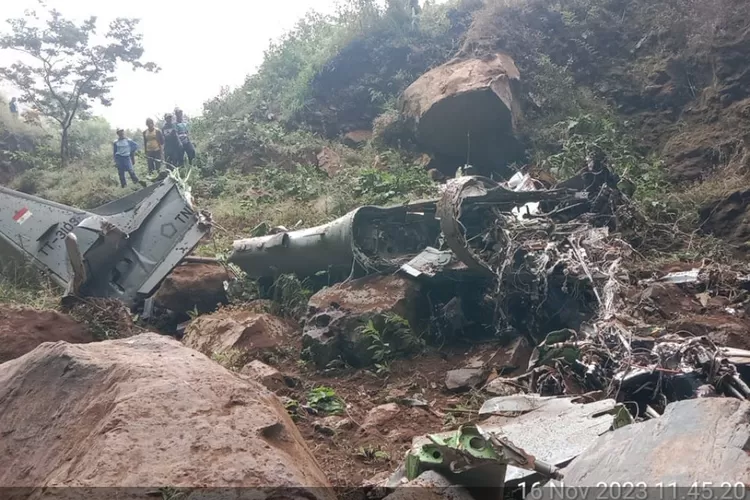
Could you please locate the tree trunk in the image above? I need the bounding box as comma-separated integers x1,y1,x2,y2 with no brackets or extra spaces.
60,126,69,167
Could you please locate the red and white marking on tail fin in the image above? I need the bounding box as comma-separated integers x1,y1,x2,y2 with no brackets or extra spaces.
13,207,32,224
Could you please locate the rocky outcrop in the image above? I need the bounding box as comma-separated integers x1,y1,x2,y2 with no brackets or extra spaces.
343,129,372,149
0,306,94,363
303,275,425,367
183,309,296,360
153,262,229,314
699,190,750,251
0,333,333,495
400,54,523,174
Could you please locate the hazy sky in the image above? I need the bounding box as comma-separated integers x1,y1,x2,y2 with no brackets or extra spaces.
0,0,340,128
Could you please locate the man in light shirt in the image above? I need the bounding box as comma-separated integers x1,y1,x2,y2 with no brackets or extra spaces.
113,128,146,188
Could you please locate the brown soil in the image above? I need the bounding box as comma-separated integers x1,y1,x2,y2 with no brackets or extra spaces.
0,305,94,363
249,326,525,491
153,262,229,314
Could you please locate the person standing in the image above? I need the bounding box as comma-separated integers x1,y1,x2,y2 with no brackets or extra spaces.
113,128,146,188
174,107,196,166
162,113,183,168
8,97,18,118
143,118,164,173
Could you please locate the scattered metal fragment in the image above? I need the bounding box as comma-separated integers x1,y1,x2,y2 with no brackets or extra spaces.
478,394,555,416
403,424,562,491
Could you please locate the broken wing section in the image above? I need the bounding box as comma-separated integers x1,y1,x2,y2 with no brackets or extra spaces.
0,186,89,289
0,177,211,306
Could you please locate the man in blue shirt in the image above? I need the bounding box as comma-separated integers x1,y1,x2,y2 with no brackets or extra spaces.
113,128,146,188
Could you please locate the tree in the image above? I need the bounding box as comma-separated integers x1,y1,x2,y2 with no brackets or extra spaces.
0,6,158,166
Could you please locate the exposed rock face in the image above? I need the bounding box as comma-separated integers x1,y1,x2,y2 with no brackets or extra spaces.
445,367,487,392
316,147,342,177
303,275,425,367
239,359,289,393
401,54,523,174
343,129,373,149
699,190,750,251
0,306,94,363
307,274,422,324
0,333,333,496
153,263,229,314
184,309,296,360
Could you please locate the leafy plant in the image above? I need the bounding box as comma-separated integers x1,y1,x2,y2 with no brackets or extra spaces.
307,386,345,415
360,313,425,374
219,261,260,304
186,306,200,321
210,349,248,372
271,274,313,320
354,157,436,205
355,445,390,462
541,114,668,201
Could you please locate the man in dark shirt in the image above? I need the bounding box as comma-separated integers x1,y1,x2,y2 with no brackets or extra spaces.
161,113,183,169
9,97,18,117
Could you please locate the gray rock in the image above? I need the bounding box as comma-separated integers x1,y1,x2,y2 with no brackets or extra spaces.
445,368,486,392
303,275,425,368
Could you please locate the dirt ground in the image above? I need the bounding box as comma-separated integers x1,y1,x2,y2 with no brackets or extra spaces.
253,331,527,493
0,305,94,363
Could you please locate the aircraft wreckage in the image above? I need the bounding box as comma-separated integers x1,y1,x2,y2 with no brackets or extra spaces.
228,173,590,281
0,164,608,306
0,173,212,306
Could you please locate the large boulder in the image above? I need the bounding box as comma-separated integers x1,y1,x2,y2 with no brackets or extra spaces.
153,262,229,314
0,306,94,363
303,275,425,368
400,54,524,174
184,309,297,361
0,333,333,496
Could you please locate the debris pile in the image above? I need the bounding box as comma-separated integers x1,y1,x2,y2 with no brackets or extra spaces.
174,162,750,494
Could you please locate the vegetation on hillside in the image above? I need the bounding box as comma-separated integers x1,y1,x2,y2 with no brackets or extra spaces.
1,0,749,308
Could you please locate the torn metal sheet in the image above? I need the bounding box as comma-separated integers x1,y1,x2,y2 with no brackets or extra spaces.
481,397,617,484
479,394,556,415
403,424,562,491
0,175,211,306
398,398,616,489
230,176,579,281
436,176,578,278
720,347,750,365
399,247,474,281
656,268,701,284
562,398,750,485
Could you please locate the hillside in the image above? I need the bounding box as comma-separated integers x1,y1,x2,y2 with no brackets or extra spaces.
2,0,750,495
